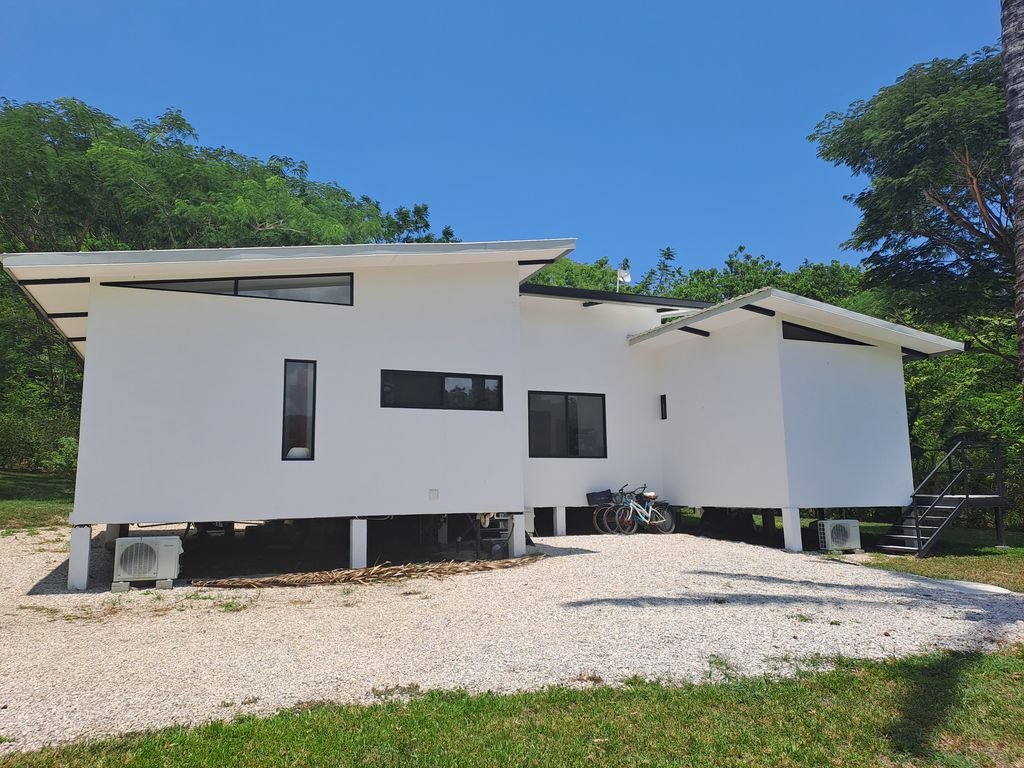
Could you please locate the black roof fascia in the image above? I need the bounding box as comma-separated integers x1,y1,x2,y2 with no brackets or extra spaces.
519,283,712,309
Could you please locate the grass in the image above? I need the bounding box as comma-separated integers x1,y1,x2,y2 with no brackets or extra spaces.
677,507,1024,593
1,647,1022,767
0,471,73,530
863,526,1024,593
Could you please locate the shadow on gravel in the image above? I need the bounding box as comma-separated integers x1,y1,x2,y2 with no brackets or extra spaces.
528,542,598,559
562,571,1021,645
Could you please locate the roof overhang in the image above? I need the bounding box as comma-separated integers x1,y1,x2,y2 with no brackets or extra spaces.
1,239,576,359
627,287,963,358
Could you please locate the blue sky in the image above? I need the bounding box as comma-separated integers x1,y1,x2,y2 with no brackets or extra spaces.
0,1,1000,274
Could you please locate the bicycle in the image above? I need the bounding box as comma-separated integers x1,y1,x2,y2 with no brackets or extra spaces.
610,485,675,535
592,484,630,534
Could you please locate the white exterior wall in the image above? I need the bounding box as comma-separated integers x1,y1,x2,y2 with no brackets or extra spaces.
655,313,914,510
657,315,790,508
520,297,664,508
778,333,914,507
73,262,526,525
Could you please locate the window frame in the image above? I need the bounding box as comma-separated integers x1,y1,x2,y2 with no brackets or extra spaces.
660,394,667,421
527,390,608,459
282,359,317,461
380,369,504,412
103,272,355,307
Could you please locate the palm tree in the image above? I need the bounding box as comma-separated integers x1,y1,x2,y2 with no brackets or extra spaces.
1001,0,1024,390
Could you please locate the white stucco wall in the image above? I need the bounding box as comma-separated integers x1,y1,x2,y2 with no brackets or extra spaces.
778,332,914,507
73,262,526,524
520,297,665,508
656,314,791,508
654,313,914,510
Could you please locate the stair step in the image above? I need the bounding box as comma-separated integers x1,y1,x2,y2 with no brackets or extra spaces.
877,544,921,553
883,533,930,540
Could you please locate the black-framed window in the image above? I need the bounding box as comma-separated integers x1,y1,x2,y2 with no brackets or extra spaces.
381,370,503,411
528,391,607,458
282,360,316,460
660,394,667,420
105,273,354,306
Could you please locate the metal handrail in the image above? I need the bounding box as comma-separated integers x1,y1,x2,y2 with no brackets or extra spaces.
913,467,968,551
911,440,963,499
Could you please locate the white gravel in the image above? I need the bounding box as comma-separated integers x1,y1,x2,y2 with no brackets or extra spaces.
1,528,1022,753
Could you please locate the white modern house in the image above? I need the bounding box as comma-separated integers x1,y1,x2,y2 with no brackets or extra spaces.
2,239,963,589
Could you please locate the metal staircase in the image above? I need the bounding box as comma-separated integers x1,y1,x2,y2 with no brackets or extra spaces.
878,441,1006,557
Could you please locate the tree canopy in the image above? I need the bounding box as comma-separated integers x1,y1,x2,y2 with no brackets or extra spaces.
0,98,455,253
810,49,1012,328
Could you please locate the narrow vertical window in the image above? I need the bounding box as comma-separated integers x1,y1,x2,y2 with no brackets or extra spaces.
660,394,667,420
282,360,316,460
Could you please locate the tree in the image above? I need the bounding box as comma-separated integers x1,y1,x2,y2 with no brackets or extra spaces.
0,98,455,253
1002,0,1024,390
810,50,1013,352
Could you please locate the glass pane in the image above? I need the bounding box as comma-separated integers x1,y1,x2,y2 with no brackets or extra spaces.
382,371,442,408
568,394,605,457
282,361,315,460
132,280,235,295
237,275,352,304
482,378,501,410
528,393,566,457
443,376,475,409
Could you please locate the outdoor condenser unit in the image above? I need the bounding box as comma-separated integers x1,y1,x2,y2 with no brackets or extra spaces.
817,520,862,552
111,536,183,592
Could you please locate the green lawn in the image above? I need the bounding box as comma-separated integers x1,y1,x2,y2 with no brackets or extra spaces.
1,647,1022,767
676,508,1024,593
0,471,73,530
862,526,1024,593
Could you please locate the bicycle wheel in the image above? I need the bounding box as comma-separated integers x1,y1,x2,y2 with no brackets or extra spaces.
650,504,676,534
602,504,622,534
592,505,608,533
615,505,638,535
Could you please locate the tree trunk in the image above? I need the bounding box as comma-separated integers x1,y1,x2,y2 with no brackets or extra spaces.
1001,0,1024,393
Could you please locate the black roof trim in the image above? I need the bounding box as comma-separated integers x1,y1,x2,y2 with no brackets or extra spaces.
519,283,712,309
901,347,929,361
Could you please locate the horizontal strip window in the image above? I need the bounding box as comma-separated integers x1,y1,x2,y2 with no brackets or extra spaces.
19,276,90,286
781,321,870,346
528,391,607,459
381,370,503,411
104,273,353,306
282,360,316,460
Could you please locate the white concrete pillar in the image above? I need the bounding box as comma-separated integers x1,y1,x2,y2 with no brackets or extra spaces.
781,507,803,552
553,506,567,536
68,525,92,590
437,516,448,545
349,518,367,569
510,513,527,557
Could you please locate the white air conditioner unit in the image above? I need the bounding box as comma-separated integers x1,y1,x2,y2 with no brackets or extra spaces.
817,519,862,552
112,536,183,592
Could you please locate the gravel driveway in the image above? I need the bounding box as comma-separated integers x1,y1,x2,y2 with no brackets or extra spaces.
1,528,1022,752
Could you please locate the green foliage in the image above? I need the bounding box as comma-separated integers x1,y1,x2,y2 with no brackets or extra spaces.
534,246,866,307
809,49,1013,326
526,255,624,291
0,98,454,468
42,437,78,474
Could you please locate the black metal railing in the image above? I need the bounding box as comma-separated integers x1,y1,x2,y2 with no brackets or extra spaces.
904,439,1007,552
